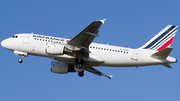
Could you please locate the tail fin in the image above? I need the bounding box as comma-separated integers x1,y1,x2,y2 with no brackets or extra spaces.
140,25,178,51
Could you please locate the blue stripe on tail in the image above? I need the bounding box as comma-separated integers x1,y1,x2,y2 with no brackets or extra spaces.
143,25,176,49
149,27,177,50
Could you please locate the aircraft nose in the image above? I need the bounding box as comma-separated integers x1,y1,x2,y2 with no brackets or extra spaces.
1,40,5,47
1,39,9,48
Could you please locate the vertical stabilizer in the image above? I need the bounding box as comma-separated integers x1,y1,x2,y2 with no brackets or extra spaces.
140,25,178,51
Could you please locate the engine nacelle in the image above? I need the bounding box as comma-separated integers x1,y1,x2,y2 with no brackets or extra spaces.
46,44,72,55
51,61,76,74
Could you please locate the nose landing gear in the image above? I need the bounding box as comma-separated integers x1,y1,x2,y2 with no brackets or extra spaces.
18,58,23,63
18,55,27,63
14,51,28,63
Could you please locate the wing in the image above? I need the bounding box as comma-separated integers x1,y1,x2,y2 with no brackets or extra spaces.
67,19,106,57
85,66,113,79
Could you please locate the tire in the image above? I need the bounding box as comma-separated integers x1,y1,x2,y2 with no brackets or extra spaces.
78,72,84,77
18,58,23,63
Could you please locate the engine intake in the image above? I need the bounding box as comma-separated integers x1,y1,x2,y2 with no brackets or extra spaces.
51,61,75,74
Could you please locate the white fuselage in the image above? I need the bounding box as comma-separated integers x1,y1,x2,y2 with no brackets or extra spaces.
1,33,176,67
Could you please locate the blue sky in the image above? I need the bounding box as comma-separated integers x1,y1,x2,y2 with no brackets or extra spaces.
0,0,180,101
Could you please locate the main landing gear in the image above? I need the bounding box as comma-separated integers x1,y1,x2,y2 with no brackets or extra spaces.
74,58,84,77
78,71,84,77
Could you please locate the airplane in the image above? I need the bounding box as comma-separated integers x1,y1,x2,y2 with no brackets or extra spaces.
1,19,178,79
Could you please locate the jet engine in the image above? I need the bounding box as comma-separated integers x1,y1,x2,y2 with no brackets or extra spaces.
46,44,72,55
51,61,76,74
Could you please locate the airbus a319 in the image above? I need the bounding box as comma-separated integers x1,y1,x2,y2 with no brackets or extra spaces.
1,19,178,79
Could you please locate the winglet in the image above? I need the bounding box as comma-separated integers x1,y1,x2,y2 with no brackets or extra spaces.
100,19,107,24
103,74,113,79
108,75,113,79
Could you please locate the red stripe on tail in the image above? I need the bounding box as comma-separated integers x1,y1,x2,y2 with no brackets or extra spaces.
156,37,174,51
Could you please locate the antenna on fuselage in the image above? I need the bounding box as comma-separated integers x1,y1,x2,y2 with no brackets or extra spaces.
31,32,33,34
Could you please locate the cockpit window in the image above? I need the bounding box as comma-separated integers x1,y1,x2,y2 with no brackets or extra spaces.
12,35,18,38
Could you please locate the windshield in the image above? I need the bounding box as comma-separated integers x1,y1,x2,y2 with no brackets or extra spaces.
12,35,18,38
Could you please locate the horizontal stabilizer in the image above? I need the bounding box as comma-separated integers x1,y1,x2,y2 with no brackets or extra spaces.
162,63,172,68
151,47,173,59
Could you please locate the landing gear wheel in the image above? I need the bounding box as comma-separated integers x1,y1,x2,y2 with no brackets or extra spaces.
74,58,84,75
18,58,23,63
78,72,84,77
18,55,27,63
76,62,83,69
